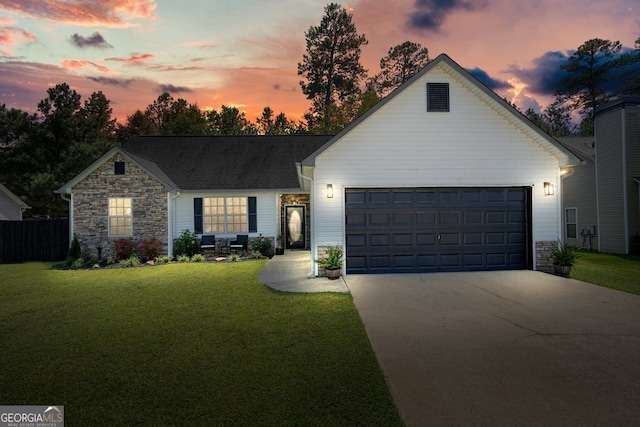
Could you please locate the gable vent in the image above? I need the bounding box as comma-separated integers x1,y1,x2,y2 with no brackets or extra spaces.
114,161,125,175
427,83,450,112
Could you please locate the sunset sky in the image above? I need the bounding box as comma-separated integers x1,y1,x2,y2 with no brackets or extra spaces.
0,0,638,123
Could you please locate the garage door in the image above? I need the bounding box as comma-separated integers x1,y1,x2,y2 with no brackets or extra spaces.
345,188,531,274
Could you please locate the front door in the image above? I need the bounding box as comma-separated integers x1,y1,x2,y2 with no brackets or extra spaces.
285,205,306,249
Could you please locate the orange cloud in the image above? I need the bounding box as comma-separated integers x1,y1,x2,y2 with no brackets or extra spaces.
62,60,111,73
0,0,157,27
106,53,155,63
0,26,37,57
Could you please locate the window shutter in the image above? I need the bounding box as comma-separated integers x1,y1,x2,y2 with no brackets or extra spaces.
427,83,450,112
194,198,203,234
248,197,257,232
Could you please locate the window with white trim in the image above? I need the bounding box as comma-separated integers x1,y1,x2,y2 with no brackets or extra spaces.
565,207,577,239
203,197,248,233
109,197,132,236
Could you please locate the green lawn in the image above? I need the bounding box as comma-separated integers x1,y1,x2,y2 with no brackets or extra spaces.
571,251,640,295
0,261,402,426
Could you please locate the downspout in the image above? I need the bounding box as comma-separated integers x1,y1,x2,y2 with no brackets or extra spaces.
167,191,181,256
297,164,316,278
60,193,73,247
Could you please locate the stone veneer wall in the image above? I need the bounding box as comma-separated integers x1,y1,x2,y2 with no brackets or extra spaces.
73,153,168,260
535,240,556,273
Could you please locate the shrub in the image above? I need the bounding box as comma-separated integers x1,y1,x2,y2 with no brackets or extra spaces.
250,250,265,259
138,238,161,261
191,253,205,263
114,238,136,260
66,234,83,264
173,230,199,257
228,253,239,262
177,254,190,263
155,255,171,264
120,255,140,268
252,234,272,257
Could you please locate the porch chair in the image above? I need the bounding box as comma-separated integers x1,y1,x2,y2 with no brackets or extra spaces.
200,235,216,254
229,234,248,255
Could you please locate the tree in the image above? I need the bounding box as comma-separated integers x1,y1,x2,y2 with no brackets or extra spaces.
619,36,640,96
298,3,368,128
524,99,574,137
206,105,256,135
306,89,380,134
256,107,301,134
557,38,623,131
371,41,430,96
116,93,208,139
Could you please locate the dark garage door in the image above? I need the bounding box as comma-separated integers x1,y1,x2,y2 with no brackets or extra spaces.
345,188,531,274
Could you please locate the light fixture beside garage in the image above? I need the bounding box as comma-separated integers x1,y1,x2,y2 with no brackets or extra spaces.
544,182,555,196
327,184,333,198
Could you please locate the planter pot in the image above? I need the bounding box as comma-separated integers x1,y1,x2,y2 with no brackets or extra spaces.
553,264,572,277
275,248,284,255
325,268,342,280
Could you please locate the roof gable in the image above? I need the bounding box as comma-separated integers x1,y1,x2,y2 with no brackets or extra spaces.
302,54,581,167
0,182,29,209
56,147,178,194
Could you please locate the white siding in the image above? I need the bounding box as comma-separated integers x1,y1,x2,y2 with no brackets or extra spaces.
171,190,279,240
313,63,562,254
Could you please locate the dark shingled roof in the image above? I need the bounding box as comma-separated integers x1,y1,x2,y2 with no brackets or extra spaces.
556,137,595,160
121,135,333,190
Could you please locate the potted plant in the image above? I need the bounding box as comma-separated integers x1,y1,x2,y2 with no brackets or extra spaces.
550,242,581,277
275,235,285,255
317,245,343,280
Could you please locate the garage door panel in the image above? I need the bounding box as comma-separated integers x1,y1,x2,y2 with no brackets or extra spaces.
417,233,437,245
417,211,437,225
345,188,529,274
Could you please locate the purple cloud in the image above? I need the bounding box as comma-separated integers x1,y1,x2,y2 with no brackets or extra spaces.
70,32,113,49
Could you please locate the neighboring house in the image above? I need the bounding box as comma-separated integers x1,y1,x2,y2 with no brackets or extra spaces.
55,135,332,260
557,137,598,251
301,54,581,275
559,97,640,254
593,97,640,253
0,182,30,220
57,54,583,274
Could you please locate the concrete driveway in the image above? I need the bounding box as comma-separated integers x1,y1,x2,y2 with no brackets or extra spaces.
346,271,640,426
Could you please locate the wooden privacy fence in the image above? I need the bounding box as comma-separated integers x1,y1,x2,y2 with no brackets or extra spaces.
0,219,69,263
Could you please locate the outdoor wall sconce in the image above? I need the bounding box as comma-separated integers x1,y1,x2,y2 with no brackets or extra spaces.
327,184,333,198
544,182,555,196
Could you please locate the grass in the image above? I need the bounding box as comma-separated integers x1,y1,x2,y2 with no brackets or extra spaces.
0,261,402,426
571,251,640,295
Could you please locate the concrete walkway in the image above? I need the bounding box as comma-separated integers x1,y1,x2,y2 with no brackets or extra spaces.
258,250,349,293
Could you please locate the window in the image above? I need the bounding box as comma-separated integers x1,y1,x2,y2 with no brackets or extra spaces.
565,207,577,239
194,197,257,234
109,198,132,236
114,161,125,175
427,83,450,112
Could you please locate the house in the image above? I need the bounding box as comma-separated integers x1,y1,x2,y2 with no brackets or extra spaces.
0,182,30,220
57,54,582,273
301,54,581,275
55,135,332,260
557,137,598,251
558,97,640,254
